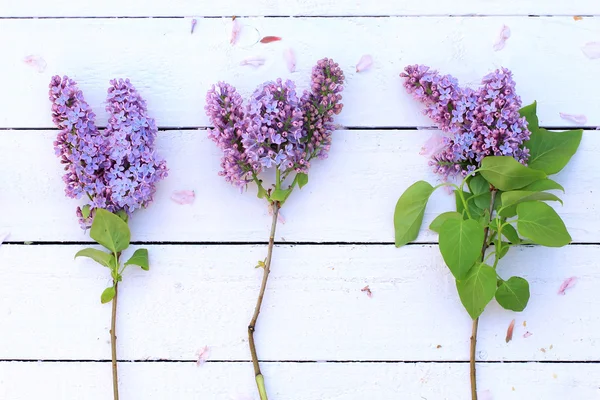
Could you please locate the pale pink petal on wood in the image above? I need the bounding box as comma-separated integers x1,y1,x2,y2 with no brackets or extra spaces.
493,25,511,51
23,55,47,73
559,112,587,125
558,276,577,295
505,319,515,343
523,331,533,338
260,36,282,44
268,203,286,224
581,42,600,59
230,18,242,45
361,285,373,298
420,132,446,157
171,190,195,205
355,54,373,73
283,48,296,73
196,346,210,366
240,56,266,67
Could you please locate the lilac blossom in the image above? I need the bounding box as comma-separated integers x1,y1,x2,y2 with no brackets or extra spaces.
401,65,530,178
49,76,167,227
205,58,345,190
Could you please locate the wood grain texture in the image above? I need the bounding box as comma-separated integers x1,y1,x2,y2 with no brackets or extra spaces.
1,362,599,400
1,130,596,243
1,17,599,128
1,0,599,17
1,244,597,361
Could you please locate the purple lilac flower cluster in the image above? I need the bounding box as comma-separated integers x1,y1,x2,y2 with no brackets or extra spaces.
205,58,344,189
49,76,167,227
401,65,530,178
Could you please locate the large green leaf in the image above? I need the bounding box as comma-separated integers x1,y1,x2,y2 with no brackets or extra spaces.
519,101,540,130
394,181,435,247
499,190,562,217
456,263,497,319
479,156,546,191
501,224,520,244
526,129,582,175
124,248,149,271
429,212,462,233
516,202,571,247
90,209,131,253
495,277,530,312
522,179,564,193
439,219,485,279
74,248,116,269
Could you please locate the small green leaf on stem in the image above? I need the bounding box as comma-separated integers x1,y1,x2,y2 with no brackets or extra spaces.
456,263,497,319
479,156,546,191
502,224,520,244
522,179,565,193
124,248,149,271
271,188,292,202
394,181,435,247
255,259,266,269
257,185,268,199
75,248,116,269
101,286,116,304
439,218,485,279
115,209,129,223
297,173,309,189
90,209,131,253
468,174,491,209
429,212,462,233
456,191,484,219
495,277,530,311
81,204,91,219
516,202,571,247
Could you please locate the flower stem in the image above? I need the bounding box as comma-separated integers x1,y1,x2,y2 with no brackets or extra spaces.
470,188,497,400
110,280,119,400
248,202,280,400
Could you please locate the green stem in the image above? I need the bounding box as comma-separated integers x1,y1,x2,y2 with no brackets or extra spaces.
275,169,281,190
248,202,280,400
111,279,119,400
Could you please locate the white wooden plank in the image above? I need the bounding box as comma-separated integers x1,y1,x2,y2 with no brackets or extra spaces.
1,17,599,128
1,131,597,243
1,361,598,400
1,244,597,361
1,0,599,17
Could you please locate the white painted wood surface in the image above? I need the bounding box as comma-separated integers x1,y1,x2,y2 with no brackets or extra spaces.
1,3,599,399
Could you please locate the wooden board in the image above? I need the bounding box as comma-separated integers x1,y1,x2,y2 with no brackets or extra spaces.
2,17,599,129
1,131,596,243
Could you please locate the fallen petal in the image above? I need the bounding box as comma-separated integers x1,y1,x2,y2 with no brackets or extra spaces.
559,112,587,125
260,36,282,44
23,55,47,73
573,16,583,21
505,319,515,343
191,19,197,34
267,203,286,224
240,56,265,67
230,17,242,45
283,48,296,73
493,25,511,51
558,276,577,295
196,346,210,366
420,132,446,157
171,190,195,205
523,331,533,338
478,390,493,400
355,54,373,73
361,285,373,298
582,42,600,59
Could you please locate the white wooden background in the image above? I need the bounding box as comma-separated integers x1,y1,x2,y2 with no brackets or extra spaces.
1,1,599,399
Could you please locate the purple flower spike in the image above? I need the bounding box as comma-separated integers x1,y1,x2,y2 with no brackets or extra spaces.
401,65,530,178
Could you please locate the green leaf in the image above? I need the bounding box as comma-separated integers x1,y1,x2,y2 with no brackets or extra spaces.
429,212,462,233
90,209,131,253
257,185,268,199
499,190,563,217
456,263,497,319
124,248,149,271
495,277,530,312
468,175,491,209
516,202,571,247
525,128,582,175
271,188,292,202
81,204,91,219
479,156,546,191
101,286,116,304
115,210,129,223
394,181,435,247
456,191,484,219
519,101,539,130
297,173,309,189
74,248,116,269
502,224,520,244
498,242,510,259
439,219,485,279
522,179,565,193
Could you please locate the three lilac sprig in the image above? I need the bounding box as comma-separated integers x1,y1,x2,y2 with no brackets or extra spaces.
205,58,344,400
49,76,167,400
395,65,582,400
